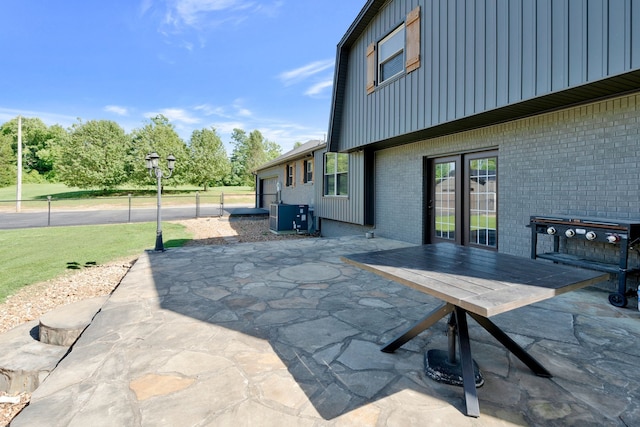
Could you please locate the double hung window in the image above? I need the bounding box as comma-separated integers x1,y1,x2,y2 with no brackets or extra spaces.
378,25,405,84
286,163,295,187
366,6,420,93
303,159,313,183
324,153,348,196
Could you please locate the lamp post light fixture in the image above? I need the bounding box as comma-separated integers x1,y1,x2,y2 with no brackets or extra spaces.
145,152,176,251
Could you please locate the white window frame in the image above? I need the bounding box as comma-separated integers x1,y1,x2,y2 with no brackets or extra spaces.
378,24,405,84
324,152,348,196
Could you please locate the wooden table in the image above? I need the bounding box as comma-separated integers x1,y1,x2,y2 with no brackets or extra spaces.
342,243,608,417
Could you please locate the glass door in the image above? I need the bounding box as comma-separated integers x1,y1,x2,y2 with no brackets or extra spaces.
465,153,498,248
430,156,461,244
427,151,497,249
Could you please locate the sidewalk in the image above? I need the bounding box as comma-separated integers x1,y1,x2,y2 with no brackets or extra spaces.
11,236,640,426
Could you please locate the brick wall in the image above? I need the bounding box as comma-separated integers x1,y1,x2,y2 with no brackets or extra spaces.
374,92,640,277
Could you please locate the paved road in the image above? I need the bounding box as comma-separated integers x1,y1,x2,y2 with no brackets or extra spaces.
0,204,265,229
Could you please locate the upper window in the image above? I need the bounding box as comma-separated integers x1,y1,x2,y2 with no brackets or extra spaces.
324,152,348,196
303,159,313,183
366,6,420,94
378,25,405,84
285,163,295,187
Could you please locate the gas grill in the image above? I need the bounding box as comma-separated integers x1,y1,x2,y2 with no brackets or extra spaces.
530,215,640,307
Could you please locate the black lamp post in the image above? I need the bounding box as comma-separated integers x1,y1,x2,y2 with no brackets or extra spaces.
145,152,176,251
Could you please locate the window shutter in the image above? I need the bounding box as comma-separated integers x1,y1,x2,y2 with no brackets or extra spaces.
405,6,420,73
292,163,296,187
302,160,307,183
366,43,376,94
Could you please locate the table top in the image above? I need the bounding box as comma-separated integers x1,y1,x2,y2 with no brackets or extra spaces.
342,244,609,317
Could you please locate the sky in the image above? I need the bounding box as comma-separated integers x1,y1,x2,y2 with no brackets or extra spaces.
0,0,365,154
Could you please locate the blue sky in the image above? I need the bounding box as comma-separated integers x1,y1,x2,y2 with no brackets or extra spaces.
0,1,364,153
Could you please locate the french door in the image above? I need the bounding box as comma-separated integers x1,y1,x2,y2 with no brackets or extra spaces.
426,151,498,249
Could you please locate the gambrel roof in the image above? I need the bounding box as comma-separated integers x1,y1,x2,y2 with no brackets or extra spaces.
328,0,640,153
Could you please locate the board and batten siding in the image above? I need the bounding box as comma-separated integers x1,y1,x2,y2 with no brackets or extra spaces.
315,150,367,225
337,0,640,152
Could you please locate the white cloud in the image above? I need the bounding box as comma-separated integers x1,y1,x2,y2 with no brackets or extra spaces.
0,107,77,128
305,80,333,97
145,108,201,124
194,103,240,119
104,105,129,116
173,0,241,26
232,99,252,117
278,60,334,86
236,108,252,117
193,104,218,116
159,0,282,32
142,0,283,53
212,120,245,134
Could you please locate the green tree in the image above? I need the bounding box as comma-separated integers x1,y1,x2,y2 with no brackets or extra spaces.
37,124,69,180
228,129,281,187
56,119,130,190
187,127,230,191
0,133,16,187
0,117,68,180
129,115,188,187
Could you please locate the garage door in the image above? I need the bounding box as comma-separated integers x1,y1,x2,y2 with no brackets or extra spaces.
259,177,278,208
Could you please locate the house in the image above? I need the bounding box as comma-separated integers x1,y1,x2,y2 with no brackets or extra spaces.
254,139,326,231
314,0,640,266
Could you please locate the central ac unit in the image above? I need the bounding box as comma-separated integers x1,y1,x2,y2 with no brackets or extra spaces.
269,204,309,233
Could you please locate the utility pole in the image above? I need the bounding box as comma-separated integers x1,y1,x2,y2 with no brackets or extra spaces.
16,115,22,212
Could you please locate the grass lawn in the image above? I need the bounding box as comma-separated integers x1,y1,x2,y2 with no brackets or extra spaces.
0,222,192,303
435,215,497,232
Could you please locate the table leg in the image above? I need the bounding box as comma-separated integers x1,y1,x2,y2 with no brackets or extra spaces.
467,312,552,378
381,303,454,353
454,307,481,417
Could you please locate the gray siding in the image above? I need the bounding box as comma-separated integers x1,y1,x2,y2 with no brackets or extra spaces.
338,0,640,151
255,161,317,208
315,150,367,225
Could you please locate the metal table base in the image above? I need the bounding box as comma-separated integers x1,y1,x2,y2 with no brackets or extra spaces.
381,303,552,417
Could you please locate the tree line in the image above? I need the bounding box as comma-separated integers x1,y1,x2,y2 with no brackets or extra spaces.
0,115,283,191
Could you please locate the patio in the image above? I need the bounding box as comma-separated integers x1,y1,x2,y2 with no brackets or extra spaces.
11,236,640,426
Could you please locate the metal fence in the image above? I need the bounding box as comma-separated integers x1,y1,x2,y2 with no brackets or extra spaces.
0,192,257,229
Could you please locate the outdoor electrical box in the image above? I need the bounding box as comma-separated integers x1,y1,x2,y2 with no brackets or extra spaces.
293,204,308,232
269,204,308,233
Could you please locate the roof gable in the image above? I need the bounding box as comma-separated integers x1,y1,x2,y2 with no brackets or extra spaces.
255,140,326,172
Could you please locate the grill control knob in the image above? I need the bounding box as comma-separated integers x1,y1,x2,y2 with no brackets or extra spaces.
607,234,621,243
565,229,575,238
546,227,556,235
586,231,597,241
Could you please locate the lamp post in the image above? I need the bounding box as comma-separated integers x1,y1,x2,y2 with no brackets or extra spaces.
145,152,176,251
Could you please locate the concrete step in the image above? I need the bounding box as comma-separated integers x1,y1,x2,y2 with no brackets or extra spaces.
0,296,107,393
0,321,67,394
39,296,108,346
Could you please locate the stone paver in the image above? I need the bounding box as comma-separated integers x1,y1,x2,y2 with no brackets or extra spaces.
10,236,640,426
